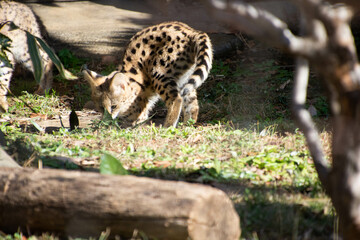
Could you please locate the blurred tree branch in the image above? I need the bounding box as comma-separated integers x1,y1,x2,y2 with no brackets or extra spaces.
202,0,360,238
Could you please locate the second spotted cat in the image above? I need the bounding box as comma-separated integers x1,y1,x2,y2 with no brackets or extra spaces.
0,1,53,112
84,21,213,127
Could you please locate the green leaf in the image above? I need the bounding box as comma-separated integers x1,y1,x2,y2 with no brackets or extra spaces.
34,36,77,80
0,52,12,69
0,32,12,49
26,31,43,84
100,153,128,175
30,119,44,133
0,32,12,68
102,108,113,122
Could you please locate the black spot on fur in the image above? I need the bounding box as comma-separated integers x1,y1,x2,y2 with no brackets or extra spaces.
166,69,172,74
168,48,173,53
174,26,181,31
154,72,160,79
158,50,163,55
130,67,138,75
198,58,209,71
176,36,180,41
138,62,143,69
126,56,131,62
142,50,146,56
193,69,204,79
199,41,207,47
142,38,148,44
166,24,172,28
162,32,167,38
150,35,154,40
152,27,157,31
160,26,165,30
136,43,141,48
170,89,178,97
188,79,195,85
153,59,157,66
131,48,136,54
156,36,162,42
145,29,150,33
160,90,165,95
156,74,164,80
167,36,172,41
150,51,155,56
150,44,156,49
199,46,207,53
160,59,165,66
164,81,177,89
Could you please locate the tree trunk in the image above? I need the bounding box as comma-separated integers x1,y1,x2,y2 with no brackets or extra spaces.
329,98,360,238
201,0,360,237
0,167,240,240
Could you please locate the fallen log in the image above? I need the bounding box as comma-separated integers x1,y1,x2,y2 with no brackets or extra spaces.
0,167,240,240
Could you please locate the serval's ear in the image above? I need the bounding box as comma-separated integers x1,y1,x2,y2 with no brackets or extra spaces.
109,72,128,96
82,68,106,92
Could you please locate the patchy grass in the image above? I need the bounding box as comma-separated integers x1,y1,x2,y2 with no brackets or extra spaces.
1,45,335,239
2,121,334,239
4,91,66,118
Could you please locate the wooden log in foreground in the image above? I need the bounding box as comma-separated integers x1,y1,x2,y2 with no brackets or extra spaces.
0,167,240,240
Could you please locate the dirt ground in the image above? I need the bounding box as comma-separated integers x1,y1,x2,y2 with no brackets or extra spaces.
27,0,297,58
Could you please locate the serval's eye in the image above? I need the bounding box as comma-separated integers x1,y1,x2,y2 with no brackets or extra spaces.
111,105,117,111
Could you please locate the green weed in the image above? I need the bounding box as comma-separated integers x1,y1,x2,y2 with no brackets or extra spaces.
5,90,65,118
57,48,87,70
